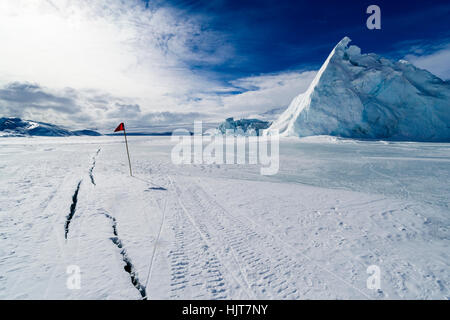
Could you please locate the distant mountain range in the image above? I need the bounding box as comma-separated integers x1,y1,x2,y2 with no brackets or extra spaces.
0,117,101,137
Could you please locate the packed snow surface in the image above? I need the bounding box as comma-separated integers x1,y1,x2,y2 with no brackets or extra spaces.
270,37,450,141
0,136,449,299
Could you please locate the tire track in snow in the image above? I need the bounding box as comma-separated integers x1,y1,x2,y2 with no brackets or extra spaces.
102,212,147,299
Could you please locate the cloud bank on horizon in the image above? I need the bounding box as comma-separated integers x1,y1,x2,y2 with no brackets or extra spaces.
0,0,449,131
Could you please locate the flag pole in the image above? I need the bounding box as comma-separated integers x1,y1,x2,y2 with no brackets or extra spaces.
123,125,133,176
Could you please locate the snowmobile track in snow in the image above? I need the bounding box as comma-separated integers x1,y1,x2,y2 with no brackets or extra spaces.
172,177,302,299
197,178,372,299
172,176,369,298
166,176,246,299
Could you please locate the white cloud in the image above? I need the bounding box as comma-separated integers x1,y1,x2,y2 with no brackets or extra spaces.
0,0,317,131
171,70,317,124
404,44,450,80
220,70,316,117
0,1,227,110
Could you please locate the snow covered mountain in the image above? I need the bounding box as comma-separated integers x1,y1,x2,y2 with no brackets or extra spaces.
269,37,450,141
0,117,101,137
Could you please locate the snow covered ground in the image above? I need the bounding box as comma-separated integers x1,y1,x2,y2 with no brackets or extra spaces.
0,136,449,299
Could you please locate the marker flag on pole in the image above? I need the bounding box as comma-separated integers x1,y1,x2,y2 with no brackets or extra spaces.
113,122,133,176
114,122,125,132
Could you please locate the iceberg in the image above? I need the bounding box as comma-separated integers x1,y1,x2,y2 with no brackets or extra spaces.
269,37,450,141
218,117,271,136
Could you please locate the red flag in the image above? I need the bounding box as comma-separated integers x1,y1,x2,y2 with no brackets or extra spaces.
114,122,125,132
113,122,132,176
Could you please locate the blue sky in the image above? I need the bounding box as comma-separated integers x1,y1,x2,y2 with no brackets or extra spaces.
0,0,448,131
154,0,450,78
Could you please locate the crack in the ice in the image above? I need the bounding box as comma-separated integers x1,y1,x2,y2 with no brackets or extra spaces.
102,212,147,300
64,180,82,239
89,148,101,186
